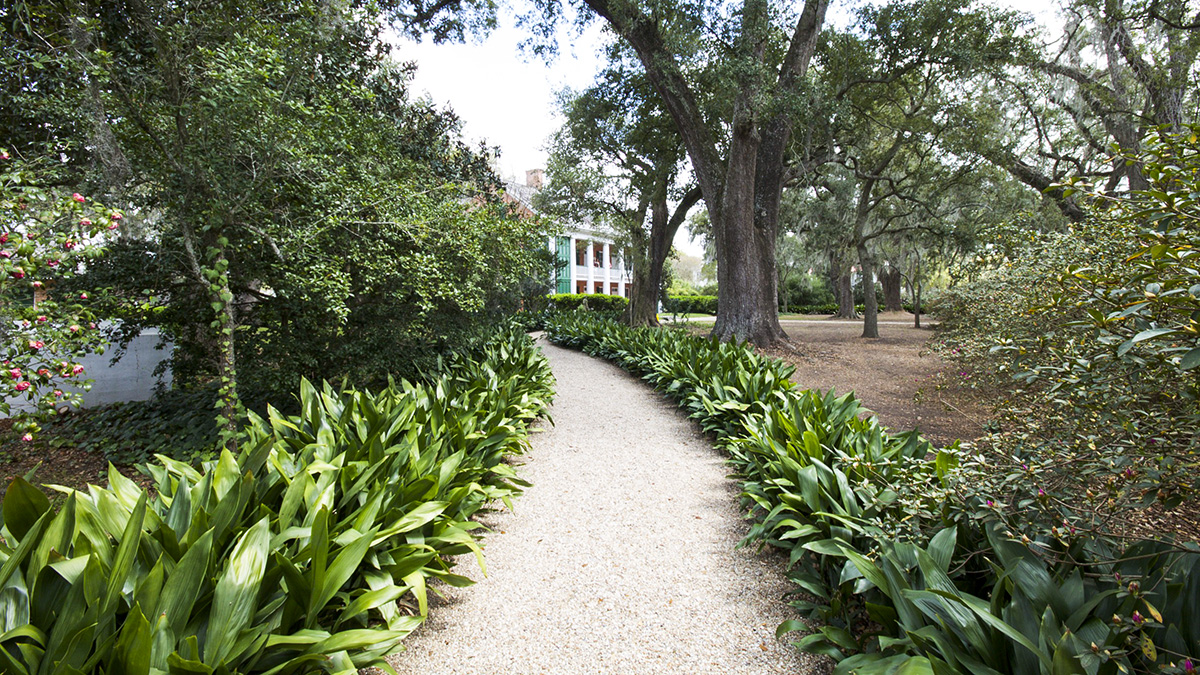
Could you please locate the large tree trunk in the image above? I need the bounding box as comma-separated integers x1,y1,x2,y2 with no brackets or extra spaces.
880,265,903,312
710,84,786,346
858,243,880,339
829,251,857,318
628,225,659,327
629,186,702,327
583,0,827,347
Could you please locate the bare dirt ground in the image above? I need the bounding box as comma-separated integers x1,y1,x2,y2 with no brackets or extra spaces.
686,312,993,447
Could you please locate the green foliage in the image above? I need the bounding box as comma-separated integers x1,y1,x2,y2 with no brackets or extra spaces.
48,389,224,465
9,0,552,424
935,127,1200,529
0,153,122,439
663,295,717,315
546,313,1200,674
0,327,553,673
545,293,628,313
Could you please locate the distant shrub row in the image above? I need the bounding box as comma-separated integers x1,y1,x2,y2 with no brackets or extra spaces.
660,299,921,316
546,293,629,312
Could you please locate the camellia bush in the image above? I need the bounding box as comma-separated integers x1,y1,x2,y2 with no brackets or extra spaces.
934,126,1200,536
0,151,119,439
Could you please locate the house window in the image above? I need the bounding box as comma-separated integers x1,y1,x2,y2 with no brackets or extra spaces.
575,240,587,266
593,242,603,267
624,285,630,298
576,280,587,294
610,283,618,295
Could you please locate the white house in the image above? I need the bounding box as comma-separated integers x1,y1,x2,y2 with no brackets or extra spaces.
505,170,633,297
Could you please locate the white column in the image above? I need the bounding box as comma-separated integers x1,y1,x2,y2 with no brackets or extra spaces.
603,243,612,293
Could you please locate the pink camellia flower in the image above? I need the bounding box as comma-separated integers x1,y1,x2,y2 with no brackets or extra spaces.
0,250,10,259
9,268,24,279
9,368,21,379
36,368,48,377
14,381,30,392
31,281,42,289
71,364,85,375
79,218,92,227
36,315,47,323
1,151,9,160
108,222,119,231
63,241,76,251
110,212,123,221
21,433,32,442
88,322,96,329
28,340,44,351
47,260,59,267
79,292,87,300
26,232,36,240
0,233,7,244
69,324,80,333
53,389,63,398
72,193,85,203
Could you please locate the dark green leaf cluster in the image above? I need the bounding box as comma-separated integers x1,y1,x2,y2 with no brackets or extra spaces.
935,126,1200,525
546,313,1199,674
0,327,554,673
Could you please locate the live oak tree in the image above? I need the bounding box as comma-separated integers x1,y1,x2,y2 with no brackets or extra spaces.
813,0,1029,338
529,0,830,345
538,63,700,327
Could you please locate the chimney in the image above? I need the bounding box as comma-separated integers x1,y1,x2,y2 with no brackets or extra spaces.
526,169,544,189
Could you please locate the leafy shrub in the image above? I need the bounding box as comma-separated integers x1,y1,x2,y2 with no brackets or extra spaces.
0,154,120,440
546,313,1199,674
663,294,717,315
934,127,1200,530
0,327,553,673
786,302,841,314
545,293,628,313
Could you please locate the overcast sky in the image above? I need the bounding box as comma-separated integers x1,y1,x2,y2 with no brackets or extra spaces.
393,0,1061,256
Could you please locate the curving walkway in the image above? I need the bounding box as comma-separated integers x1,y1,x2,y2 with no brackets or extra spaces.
385,340,819,674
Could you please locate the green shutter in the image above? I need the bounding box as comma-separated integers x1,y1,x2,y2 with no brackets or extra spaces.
555,236,571,294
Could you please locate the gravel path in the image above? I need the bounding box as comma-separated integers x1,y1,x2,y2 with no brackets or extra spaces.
384,340,819,675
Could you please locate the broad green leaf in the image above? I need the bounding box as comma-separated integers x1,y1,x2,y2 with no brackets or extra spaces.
3,478,50,541
204,518,270,665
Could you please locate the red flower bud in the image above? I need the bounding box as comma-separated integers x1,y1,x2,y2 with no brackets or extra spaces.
72,193,85,203
80,218,92,227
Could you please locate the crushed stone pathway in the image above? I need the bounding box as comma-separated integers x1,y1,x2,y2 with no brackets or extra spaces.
385,340,819,675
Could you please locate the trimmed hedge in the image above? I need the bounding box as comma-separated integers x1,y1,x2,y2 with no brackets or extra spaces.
660,299,923,316
546,293,628,313
545,313,1199,675
785,302,921,315
0,328,554,673
663,295,717,315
